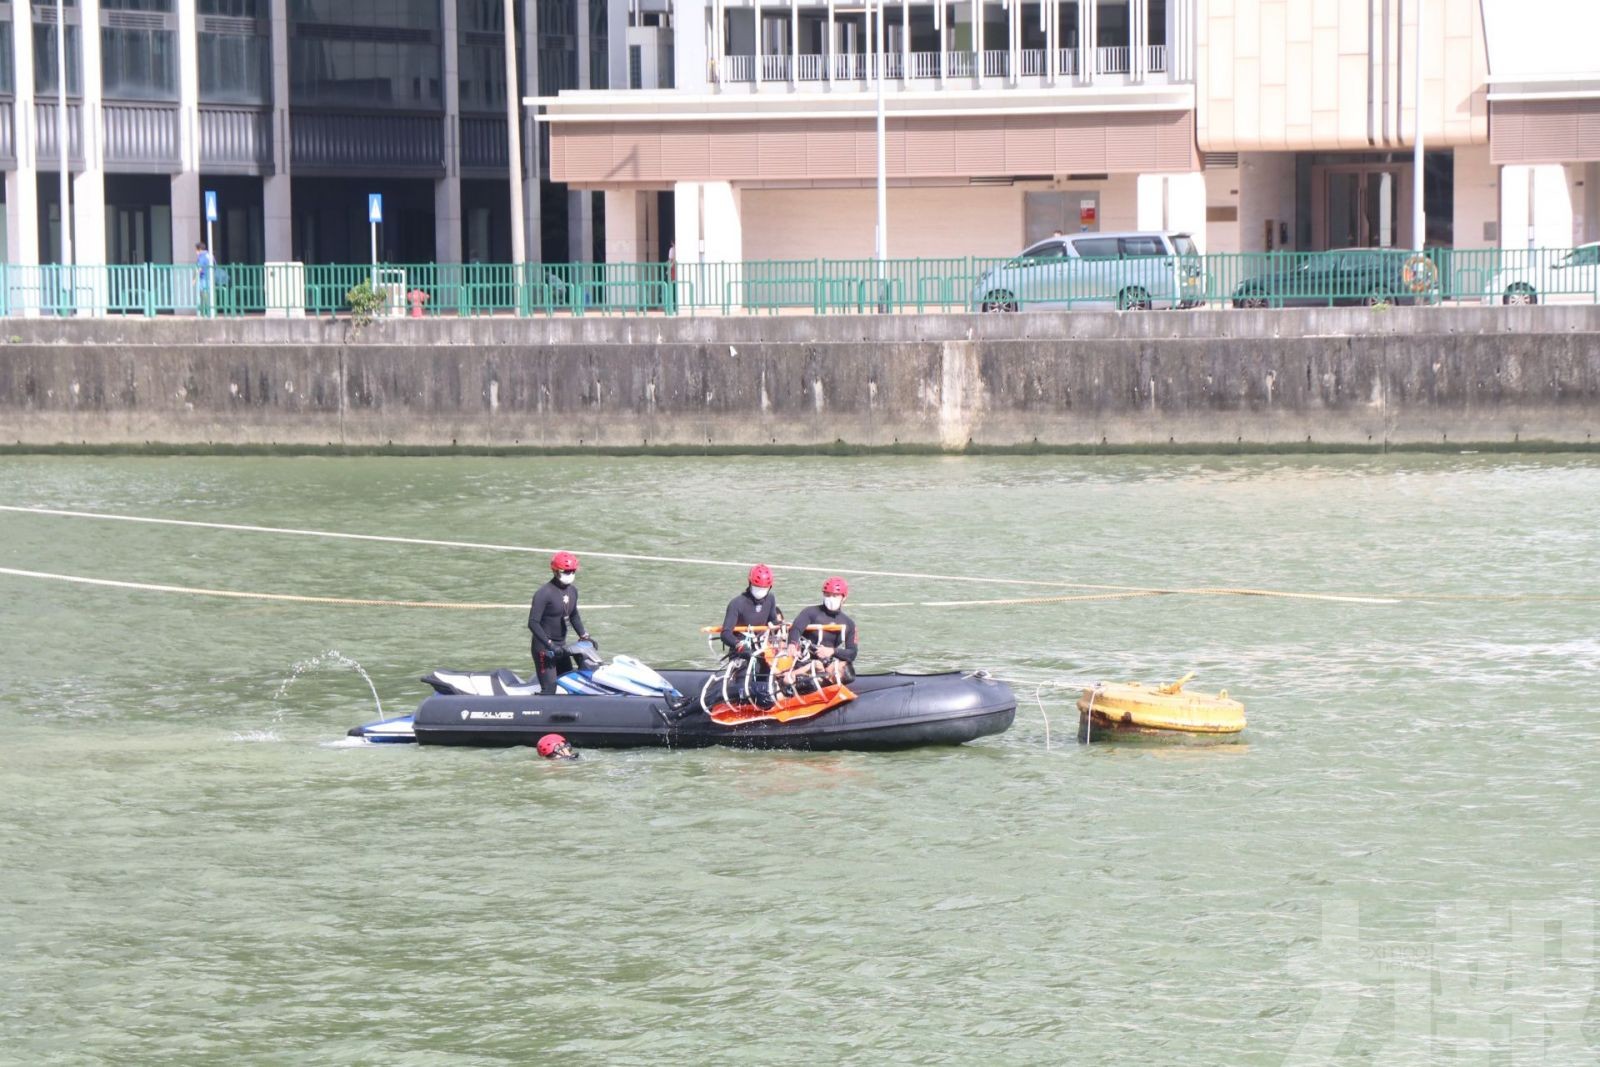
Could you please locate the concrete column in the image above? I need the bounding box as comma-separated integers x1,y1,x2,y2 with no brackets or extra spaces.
1451,143,1498,249
434,0,462,263
264,0,292,261
609,0,628,89
6,0,40,269
171,0,202,265
1499,164,1573,251
1136,172,1206,248
74,0,107,272
1078,0,1093,84
567,0,596,261
673,180,744,260
602,189,644,262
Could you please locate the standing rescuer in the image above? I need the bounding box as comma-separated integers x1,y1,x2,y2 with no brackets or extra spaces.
720,563,784,657
528,551,596,695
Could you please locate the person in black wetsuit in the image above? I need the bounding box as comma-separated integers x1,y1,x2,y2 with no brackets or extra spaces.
720,563,784,657
528,550,596,694
783,576,858,691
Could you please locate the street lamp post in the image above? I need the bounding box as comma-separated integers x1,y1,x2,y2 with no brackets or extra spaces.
56,0,72,271
1412,0,1424,251
874,0,888,305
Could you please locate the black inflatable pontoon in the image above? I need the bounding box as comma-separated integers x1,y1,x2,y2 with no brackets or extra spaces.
348,668,1015,751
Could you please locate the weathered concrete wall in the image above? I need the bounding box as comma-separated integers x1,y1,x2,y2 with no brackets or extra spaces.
1,308,1597,449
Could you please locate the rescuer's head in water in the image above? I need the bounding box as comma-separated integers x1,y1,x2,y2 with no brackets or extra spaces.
537,733,579,760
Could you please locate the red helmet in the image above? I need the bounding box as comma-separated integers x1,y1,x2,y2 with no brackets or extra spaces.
537,733,569,757
748,564,773,587
550,551,579,573
822,576,849,597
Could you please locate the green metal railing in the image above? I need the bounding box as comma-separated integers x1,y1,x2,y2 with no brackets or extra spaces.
2,247,1596,318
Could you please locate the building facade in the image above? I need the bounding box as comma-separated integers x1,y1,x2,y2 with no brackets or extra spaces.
0,0,627,270
540,0,1600,269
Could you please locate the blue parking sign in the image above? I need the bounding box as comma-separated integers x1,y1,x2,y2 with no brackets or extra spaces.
204,190,218,223
368,194,383,224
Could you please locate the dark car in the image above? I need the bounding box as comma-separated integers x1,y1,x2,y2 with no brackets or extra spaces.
1231,249,1437,308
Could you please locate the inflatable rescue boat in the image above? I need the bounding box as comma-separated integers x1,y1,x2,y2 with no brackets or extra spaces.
349,651,1015,751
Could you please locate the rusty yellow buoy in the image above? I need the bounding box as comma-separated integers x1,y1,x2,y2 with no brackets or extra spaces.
1077,673,1245,740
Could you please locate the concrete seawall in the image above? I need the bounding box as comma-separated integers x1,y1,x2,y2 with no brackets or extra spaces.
1,307,1597,451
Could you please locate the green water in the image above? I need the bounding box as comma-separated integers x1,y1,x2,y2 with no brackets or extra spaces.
2,455,1597,1066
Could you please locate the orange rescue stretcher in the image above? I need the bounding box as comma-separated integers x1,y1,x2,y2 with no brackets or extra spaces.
698,622,855,726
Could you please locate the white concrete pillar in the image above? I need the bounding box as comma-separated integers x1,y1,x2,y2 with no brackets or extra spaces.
1500,164,1572,251
1136,172,1206,248
264,0,292,261
6,0,40,269
434,0,462,263
602,189,645,262
172,0,201,266
74,0,107,284
1451,143,1498,249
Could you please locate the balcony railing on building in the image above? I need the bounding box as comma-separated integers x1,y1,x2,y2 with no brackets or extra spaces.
718,41,1173,87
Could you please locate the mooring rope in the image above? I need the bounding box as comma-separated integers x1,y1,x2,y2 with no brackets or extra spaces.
2,504,1595,606
0,566,630,611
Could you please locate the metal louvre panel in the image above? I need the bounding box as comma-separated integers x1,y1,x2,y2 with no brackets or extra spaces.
103,12,169,30
290,112,445,172
103,104,181,170
1491,100,1600,164
200,15,263,34
547,111,1199,183
658,124,710,180
199,107,273,170
902,115,957,174
35,102,86,168
1003,116,1054,173
459,116,508,170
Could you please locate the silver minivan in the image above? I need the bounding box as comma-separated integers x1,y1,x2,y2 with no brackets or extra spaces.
972,230,1203,311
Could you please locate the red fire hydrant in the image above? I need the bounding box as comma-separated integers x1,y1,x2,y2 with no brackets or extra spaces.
407,289,429,318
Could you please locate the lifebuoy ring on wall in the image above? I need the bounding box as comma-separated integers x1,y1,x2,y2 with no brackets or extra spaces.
1402,253,1439,294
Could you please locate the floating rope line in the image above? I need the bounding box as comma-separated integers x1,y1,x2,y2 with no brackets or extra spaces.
0,566,630,611
3,505,1595,605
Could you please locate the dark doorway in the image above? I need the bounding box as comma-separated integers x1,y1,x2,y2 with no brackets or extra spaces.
198,175,265,264
291,177,436,263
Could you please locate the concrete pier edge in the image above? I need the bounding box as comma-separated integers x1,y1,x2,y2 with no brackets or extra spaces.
2,306,1597,454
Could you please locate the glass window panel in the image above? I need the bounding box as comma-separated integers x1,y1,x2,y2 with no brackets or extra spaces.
34,24,83,97
102,0,174,11
199,0,266,14
289,0,438,30
290,38,442,106
459,40,506,111
200,32,271,104
101,27,178,100
460,0,505,35
1070,237,1121,259
0,23,13,96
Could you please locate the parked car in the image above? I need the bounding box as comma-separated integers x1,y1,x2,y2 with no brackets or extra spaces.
972,231,1203,312
1487,242,1600,305
1230,248,1436,308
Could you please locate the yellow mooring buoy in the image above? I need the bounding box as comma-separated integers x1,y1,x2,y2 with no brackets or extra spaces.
1077,673,1246,740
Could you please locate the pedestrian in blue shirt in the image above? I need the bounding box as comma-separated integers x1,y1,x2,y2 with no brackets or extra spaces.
195,242,214,317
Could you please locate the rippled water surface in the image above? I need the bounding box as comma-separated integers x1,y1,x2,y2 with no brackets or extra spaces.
2,454,1597,1065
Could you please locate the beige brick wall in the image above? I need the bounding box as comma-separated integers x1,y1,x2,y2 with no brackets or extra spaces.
740,179,1141,260
1198,0,1488,152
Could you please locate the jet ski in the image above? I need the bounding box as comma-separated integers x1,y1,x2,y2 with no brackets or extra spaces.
347,643,1015,751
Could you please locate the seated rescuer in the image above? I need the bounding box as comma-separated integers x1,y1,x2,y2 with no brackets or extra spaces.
784,577,858,690
528,551,596,695
721,564,783,657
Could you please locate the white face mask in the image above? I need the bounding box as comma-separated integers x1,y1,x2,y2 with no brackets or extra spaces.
750,586,770,600
557,572,575,586
824,595,843,612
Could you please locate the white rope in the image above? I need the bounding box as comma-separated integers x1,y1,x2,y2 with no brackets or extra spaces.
0,566,630,611
0,505,1136,593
